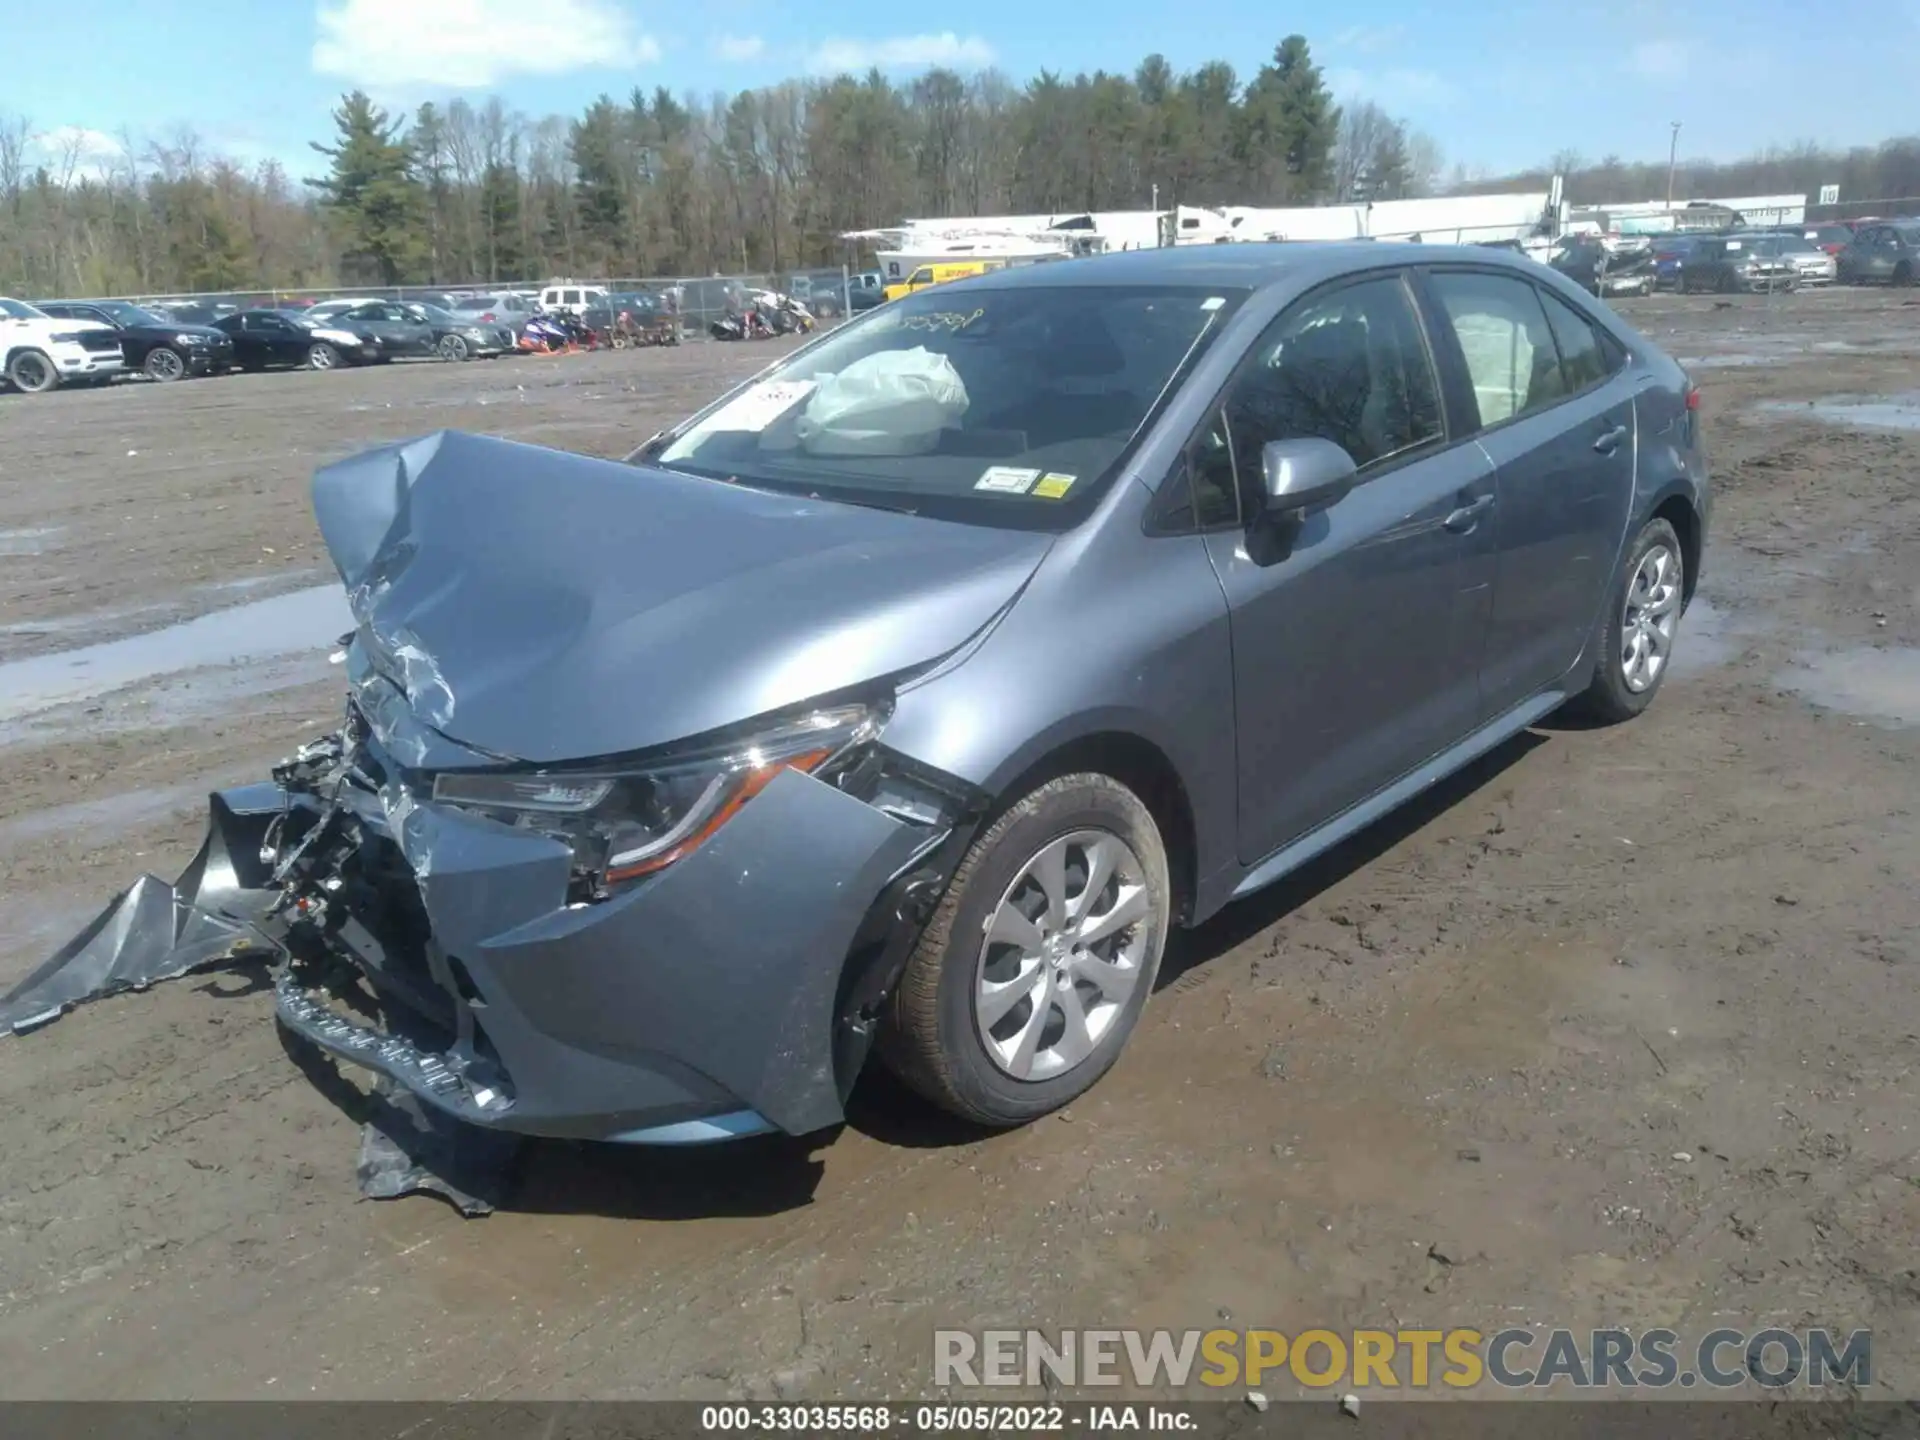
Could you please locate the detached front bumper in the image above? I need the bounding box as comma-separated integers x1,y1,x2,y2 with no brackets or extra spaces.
250,728,956,1143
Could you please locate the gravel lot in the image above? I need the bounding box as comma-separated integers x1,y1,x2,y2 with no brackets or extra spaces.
0,292,1916,1401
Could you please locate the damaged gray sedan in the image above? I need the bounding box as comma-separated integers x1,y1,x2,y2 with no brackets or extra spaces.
8,243,1708,1144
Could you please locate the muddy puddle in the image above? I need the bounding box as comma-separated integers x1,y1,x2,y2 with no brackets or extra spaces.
1757,393,1920,431
1779,647,1920,728
0,585,351,727
0,527,65,556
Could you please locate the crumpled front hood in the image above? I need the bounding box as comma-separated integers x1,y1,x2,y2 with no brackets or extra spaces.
313,430,1050,766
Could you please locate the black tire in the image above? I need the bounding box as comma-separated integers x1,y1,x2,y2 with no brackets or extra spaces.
1717,269,1738,294
1895,261,1913,287
306,342,339,371
439,334,470,361
880,772,1171,1127
143,346,186,382
1574,517,1687,725
6,349,59,393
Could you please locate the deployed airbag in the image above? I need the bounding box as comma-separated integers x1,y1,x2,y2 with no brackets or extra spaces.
797,347,969,457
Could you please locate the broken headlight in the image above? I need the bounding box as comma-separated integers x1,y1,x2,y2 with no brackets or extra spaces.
429,702,885,895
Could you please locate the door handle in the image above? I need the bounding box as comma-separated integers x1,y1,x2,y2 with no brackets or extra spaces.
1593,423,1629,455
1443,494,1495,533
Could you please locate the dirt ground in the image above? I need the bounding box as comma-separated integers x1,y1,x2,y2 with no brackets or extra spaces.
0,292,1916,1402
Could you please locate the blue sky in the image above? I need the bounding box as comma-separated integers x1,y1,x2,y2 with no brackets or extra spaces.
3,0,1916,192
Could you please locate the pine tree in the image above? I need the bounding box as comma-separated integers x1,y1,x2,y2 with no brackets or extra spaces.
1239,35,1339,203
308,91,426,284
570,96,630,269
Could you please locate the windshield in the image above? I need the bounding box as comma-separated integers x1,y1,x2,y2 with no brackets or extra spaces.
651,283,1245,528
411,303,457,322
0,298,49,320
64,300,161,325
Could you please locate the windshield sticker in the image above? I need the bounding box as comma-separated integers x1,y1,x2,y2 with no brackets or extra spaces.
1201,296,1226,311
975,466,1040,494
904,308,985,333
704,380,817,431
1032,472,1077,499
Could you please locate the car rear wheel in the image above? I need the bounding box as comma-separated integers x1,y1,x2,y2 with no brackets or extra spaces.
1575,518,1686,724
438,334,470,361
880,773,1171,1127
6,349,59,393
306,342,339,371
143,346,186,382
1895,261,1913,286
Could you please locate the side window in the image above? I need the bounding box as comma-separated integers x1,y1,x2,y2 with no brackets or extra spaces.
1427,270,1568,428
909,268,932,285
1536,287,1617,391
1219,275,1442,499
562,289,581,305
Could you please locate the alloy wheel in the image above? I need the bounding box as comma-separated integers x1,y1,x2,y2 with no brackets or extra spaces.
307,343,337,370
145,347,185,381
1621,542,1682,693
973,830,1154,1081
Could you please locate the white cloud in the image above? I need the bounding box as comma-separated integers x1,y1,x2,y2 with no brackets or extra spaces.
713,33,765,61
32,126,123,159
1325,67,1458,107
806,31,994,74
1331,24,1406,54
1628,39,1690,81
312,0,660,90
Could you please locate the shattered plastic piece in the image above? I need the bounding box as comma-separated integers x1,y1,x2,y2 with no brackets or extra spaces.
355,1078,521,1216
0,790,281,1036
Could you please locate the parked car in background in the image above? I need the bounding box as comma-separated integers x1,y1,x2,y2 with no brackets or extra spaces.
1794,223,1857,257
401,302,516,360
213,308,383,370
450,293,539,338
783,269,856,319
1675,236,1797,293
539,282,608,316
326,300,438,358
147,299,238,327
36,298,234,381
580,290,662,334
0,296,127,391
1651,235,1702,290
1547,235,1655,297
849,271,884,311
1739,232,1835,286
1837,222,1920,284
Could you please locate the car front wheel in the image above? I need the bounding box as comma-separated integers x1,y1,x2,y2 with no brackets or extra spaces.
6,349,59,393
143,346,186,381
1576,517,1687,724
306,342,339,370
881,772,1171,1126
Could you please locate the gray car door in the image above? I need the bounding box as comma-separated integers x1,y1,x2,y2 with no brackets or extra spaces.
1196,271,1498,865
1421,269,1636,717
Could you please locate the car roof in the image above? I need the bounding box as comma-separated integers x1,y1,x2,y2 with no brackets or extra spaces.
946,241,1552,294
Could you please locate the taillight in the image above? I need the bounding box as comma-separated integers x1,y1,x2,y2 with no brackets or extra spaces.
479,312,495,321
1685,384,1701,412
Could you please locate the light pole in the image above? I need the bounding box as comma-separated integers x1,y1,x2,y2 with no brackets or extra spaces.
1666,121,1681,210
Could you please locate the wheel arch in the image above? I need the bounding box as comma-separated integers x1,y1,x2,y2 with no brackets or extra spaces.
1648,488,1703,604
976,726,1201,929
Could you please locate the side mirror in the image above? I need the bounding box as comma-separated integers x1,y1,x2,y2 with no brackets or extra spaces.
1260,437,1358,519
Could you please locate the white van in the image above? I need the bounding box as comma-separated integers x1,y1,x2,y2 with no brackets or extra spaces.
539,283,607,316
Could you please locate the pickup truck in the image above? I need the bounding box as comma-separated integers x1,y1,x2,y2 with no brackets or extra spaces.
1,296,127,392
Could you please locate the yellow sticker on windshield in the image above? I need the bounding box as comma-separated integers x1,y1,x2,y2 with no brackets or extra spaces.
1032,472,1077,499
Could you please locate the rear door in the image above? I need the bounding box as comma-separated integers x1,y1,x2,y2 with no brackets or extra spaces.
1197,270,1498,862
1419,268,1637,718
